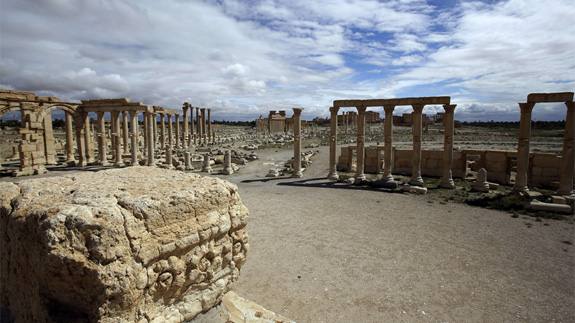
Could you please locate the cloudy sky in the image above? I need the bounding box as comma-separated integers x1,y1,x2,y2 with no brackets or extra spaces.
1,0,574,121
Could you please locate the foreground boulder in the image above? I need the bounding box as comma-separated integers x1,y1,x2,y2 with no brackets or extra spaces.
0,167,249,323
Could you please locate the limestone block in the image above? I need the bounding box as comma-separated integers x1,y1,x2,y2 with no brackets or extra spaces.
0,167,249,322
221,291,295,323
528,200,573,214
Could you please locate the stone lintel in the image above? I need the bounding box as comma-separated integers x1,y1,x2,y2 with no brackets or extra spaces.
527,92,574,103
334,96,451,108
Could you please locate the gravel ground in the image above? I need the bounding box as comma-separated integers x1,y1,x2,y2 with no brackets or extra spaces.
222,146,574,323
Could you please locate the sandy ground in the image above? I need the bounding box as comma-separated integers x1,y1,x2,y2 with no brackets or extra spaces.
1,143,573,322
219,146,574,323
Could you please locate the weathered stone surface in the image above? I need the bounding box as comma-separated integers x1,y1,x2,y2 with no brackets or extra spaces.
221,291,295,323
0,166,249,323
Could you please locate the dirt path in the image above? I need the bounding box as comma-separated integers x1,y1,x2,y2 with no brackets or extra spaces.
224,146,574,322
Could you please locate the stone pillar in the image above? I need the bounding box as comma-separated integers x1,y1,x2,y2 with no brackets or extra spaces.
440,104,457,189
175,114,180,150
514,102,534,191
200,108,206,145
382,105,396,184
111,111,123,166
223,150,233,175
202,154,212,173
97,112,109,166
42,113,56,165
74,113,86,167
559,101,574,195
143,111,148,160
328,106,339,180
191,106,196,146
122,111,129,152
355,106,367,182
146,112,155,166
167,114,173,159
196,107,201,145
409,104,425,186
83,113,93,164
292,108,303,178
165,145,173,168
183,151,192,170
152,114,157,148
130,111,138,165
207,109,212,144
182,103,189,148
65,111,75,163
159,113,166,149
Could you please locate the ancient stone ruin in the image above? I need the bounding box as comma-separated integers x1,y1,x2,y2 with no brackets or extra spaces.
0,167,249,322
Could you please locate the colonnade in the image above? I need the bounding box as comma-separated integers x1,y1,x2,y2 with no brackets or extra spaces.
328,97,455,187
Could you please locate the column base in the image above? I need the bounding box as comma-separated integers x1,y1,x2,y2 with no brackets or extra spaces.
202,167,213,174
513,184,529,193
439,178,455,189
114,161,125,167
355,173,366,182
76,160,88,167
97,161,110,167
408,176,424,187
223,168,234,175
292,170,303,178
327,172,339,181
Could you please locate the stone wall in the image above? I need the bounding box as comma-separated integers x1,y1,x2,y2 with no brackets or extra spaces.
392,149,466,178
0,167,248,323
529,153,561,189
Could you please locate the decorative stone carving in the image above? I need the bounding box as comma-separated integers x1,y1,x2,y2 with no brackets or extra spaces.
0,167,249,322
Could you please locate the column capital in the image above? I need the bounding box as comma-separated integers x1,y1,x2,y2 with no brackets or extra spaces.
293,107,303,116
443,104,457,114
383,105,395,114
518,102,535,113
329,106,339,114
412,104,425,113
356,105,367,113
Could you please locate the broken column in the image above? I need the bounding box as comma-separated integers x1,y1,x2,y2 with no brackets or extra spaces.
184,151,193,170
328,106,339,180
514,102,534,192
223,150,233,175
202,153,212,173
409,104,424,186
440,104,457,189
292,107,303,178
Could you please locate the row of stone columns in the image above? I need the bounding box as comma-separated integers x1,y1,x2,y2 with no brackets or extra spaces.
328,104,457,187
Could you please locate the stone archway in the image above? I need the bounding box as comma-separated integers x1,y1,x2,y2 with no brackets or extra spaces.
38,103,79,164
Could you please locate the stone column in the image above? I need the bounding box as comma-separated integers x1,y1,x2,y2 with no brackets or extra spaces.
207,109,212,144
97,112,108,166
152,114,157,148
182,103,189,148
202,154,212,173
65,111,75,163
223,150,233,175
196,107,201,145
42,113,56,165
328,106,339,180
143,111,148,160
191,106,196,146
382,105,396,184
130,111,138,165
175,114,180,150
159,113,166,149
83,113,93,164
292,108,303,178
74,113,86,167
146,112,155,166
440,104,457,189
111,111,123,166
200,108,206,145
514,102,534,191
167,114,173,158
559,101,574,195
122,111,129,152
355,106,367,181
409,104,424,186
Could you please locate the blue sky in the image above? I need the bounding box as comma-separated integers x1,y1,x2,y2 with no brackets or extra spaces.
1,0,574,121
